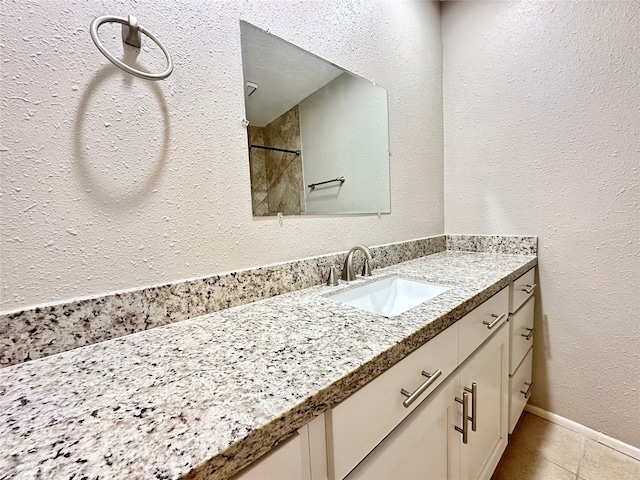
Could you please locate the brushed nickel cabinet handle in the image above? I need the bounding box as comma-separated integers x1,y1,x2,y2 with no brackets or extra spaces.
401,369,442,408
522,283,536,294
483,313,506,329
455,391,470,444
520,382,533,399
521,327,534,341
464,382,477,432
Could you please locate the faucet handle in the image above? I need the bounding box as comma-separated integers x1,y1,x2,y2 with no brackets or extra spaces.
319,263,339,286
362,261,372,277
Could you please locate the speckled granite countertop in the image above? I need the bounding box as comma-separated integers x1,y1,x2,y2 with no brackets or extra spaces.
0,251,536,480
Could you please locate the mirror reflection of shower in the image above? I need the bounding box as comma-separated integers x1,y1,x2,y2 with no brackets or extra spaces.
240,21,391,217
247,105,302,216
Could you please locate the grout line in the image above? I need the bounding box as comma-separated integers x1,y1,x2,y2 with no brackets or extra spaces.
525,404,640,461
575,435,585,480
511,417,581,475
595,431,640,462
501,442,576,478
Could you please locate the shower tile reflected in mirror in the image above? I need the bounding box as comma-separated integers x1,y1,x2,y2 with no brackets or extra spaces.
240,21,391,216
248,106,303,216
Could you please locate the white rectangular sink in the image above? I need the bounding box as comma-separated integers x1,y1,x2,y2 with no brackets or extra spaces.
328,276,451,317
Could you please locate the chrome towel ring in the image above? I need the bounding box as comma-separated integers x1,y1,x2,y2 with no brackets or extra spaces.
90,15,173,80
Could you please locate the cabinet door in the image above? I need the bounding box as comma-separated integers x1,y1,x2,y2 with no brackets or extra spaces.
231,429,310,480
457,324,509,480
344,376,459,480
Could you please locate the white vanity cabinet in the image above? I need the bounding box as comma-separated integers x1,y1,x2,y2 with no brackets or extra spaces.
508,268,536,433
231,432,309,480
457,322,509,480
341,324,509,480
233,281,520,480
232,415,327,480
326,322,459,479
341,370,459,480
326,287,510,480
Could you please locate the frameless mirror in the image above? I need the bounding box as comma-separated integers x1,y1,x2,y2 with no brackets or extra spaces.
240,21,391,216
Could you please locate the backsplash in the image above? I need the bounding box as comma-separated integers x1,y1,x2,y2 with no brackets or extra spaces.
446,234,537,255
0,235,449,367
0,234,536,367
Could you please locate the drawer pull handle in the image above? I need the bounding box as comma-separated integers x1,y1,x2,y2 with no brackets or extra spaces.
520,382,533,399
522,283,536,294
464,382,477,432
455,391,470,444
483,313,506,329
521,327,534,341
401,369,442,408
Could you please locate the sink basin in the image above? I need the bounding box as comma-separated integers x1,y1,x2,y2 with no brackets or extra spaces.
328,276,451,317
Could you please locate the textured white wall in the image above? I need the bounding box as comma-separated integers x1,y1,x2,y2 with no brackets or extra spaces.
300,73,390,214
443,1,639,447
0,0,444,312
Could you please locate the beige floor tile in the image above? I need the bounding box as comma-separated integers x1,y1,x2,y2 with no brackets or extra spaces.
509,411,584,473
578,439,640,480
492,442,576,480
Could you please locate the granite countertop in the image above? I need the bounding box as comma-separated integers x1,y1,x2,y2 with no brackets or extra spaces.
0,251,536,480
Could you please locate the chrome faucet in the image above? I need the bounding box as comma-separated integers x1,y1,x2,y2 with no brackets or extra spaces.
341,245,373,281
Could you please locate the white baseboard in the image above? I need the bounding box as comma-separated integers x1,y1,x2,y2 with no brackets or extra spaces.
524,404,640,461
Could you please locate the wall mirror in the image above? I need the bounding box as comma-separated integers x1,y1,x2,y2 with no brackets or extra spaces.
240,21,391,216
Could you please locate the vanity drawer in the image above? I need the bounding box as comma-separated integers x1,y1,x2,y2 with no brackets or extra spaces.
510,295,535,374
458,286,509,363
509,268,536,313
509,347,533,434
326,322,459,480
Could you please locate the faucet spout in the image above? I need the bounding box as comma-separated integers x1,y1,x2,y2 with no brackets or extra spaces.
341,245,373,281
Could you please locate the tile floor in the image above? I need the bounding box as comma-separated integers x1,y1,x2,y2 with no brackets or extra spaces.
492,411,640,480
